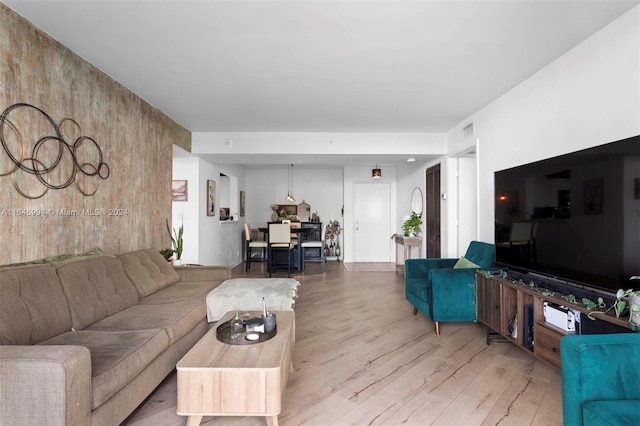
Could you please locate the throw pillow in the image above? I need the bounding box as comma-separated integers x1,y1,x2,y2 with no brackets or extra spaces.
453,256,480,269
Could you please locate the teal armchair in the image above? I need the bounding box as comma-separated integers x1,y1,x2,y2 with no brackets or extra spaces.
561,333,640,426
405,241,495,335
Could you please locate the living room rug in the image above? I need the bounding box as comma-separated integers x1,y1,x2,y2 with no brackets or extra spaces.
343,262,397,272
206,278,300,322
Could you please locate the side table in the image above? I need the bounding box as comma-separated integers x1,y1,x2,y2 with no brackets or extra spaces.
394,235,422,274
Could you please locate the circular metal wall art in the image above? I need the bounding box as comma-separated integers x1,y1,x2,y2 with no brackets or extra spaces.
0,103,110,198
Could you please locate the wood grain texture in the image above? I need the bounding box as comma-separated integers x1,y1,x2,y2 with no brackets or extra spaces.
177,311,294,421
0,4,190,264
125,262,563,426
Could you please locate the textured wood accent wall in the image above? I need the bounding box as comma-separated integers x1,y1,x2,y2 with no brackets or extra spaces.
0,4,191,264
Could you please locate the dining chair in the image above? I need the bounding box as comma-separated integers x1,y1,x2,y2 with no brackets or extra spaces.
289,221,302,246
244,223,268,271
268,223,295,277
301,224,326,272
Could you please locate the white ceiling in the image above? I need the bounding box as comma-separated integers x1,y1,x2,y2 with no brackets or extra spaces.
4,0,638,165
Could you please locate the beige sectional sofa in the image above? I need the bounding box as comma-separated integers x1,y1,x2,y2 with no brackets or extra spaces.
0,248,230,426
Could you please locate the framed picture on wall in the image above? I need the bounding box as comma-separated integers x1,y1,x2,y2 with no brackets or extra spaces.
207,180,216,216
240,190,245,217
172,180,187,202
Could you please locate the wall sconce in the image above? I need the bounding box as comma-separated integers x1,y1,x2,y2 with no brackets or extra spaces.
372,165,382,179
285,163,296,203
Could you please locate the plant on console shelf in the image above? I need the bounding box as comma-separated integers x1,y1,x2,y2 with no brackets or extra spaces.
165,219,184,260
578,277,640,326
402,212,423,237
612,277,640,331
481,269,640,326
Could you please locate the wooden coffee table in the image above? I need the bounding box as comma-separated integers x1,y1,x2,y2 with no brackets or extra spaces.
176,310,295,426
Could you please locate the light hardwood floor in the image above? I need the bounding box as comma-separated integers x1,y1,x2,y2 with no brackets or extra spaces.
123,261,563,426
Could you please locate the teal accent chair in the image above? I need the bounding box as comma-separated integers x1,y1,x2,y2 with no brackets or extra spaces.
405,241,495,335
561,333,640,426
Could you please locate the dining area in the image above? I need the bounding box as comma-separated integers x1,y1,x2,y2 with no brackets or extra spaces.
244,221,327,276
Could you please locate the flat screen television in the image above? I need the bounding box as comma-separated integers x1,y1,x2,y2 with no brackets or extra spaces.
494,135,640,295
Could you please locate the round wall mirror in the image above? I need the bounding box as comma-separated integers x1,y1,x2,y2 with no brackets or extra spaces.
411,187,423,215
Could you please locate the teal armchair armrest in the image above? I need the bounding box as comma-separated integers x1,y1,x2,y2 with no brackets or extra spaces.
430,268,478,322
561,333,640,426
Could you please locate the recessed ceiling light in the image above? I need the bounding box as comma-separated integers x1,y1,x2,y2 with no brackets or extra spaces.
407,158,416,163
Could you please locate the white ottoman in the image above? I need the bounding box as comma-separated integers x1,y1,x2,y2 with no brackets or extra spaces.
206,278,300,322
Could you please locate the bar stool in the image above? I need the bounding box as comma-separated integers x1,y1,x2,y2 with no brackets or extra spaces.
301,224,326,272
244,223,267,271
268,223,294,277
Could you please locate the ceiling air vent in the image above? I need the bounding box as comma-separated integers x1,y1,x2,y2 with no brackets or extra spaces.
462,122,475,139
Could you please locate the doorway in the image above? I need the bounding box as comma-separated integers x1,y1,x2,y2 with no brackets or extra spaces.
426,164,441,258
353,182,392,262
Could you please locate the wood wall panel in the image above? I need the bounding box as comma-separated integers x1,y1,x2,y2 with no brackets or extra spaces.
0,4,191,264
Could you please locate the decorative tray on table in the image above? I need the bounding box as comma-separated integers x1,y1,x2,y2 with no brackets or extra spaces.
216,319,277,345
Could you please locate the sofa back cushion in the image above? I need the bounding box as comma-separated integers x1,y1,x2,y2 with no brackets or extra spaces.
464,241,496,269
0,264,72,345
56,256,140,330
118,249,180,298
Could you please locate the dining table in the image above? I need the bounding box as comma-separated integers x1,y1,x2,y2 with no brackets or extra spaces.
259,224,314,273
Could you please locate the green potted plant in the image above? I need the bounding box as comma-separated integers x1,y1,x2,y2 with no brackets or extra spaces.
402,212,423,237
165,219,184,265
613,276,640,331
159,248,174,262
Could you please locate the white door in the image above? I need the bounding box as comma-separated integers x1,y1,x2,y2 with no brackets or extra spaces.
354,182,392,262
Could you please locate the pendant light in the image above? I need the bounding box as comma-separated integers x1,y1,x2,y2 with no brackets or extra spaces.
285,164,296,203
372,164,382,179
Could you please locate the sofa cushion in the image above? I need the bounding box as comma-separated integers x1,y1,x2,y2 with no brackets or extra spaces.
583,400,640,426
0,264,72,345
40,329,169,409
56,257,140,330
453,256,480,269
118,249,180,298
139,281,220,305
86,300,204,344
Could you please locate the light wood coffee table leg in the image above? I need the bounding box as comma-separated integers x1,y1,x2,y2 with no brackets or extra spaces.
267,415,279,426
186,415,203,426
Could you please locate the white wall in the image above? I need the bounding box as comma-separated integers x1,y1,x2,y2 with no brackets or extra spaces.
394,159,437,258
192,132,445,157
447,5,640,244
173,154,245,267
244,167,344,228
457,153,478,254
172,156,200,265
